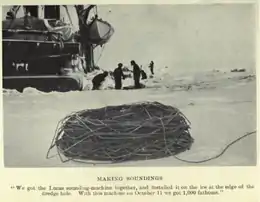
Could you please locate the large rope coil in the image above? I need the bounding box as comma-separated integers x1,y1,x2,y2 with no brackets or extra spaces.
47,102,194,163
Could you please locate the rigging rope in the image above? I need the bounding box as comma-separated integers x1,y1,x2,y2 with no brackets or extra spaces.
64,5,73,27
94,44,105,65
95,6,98,16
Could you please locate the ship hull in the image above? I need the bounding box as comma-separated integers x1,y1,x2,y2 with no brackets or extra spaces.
3,74,84,92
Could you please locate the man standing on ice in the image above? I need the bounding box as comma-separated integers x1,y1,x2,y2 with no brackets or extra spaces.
149,61,154,75
130,60,141,89
113,63,125,90
92,71,108,90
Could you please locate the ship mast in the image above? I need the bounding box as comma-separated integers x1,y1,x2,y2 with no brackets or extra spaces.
75,5,96,73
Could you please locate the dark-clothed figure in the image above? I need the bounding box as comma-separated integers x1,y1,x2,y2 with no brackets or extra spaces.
113,63,125,89
141,70,147,80
149,61,154,75
130,60,141,89
92,71,108,90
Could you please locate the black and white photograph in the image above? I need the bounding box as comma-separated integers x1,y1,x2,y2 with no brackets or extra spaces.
2,3,256,167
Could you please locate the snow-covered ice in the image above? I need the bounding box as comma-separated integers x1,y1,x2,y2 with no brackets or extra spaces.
3,69,256,167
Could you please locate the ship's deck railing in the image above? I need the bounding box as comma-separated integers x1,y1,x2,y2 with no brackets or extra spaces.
3,28,62,35
3,29,63,40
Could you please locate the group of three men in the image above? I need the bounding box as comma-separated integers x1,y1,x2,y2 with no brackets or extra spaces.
92,60,154,90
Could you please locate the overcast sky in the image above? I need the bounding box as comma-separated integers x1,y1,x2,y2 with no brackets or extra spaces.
95,4,256,73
